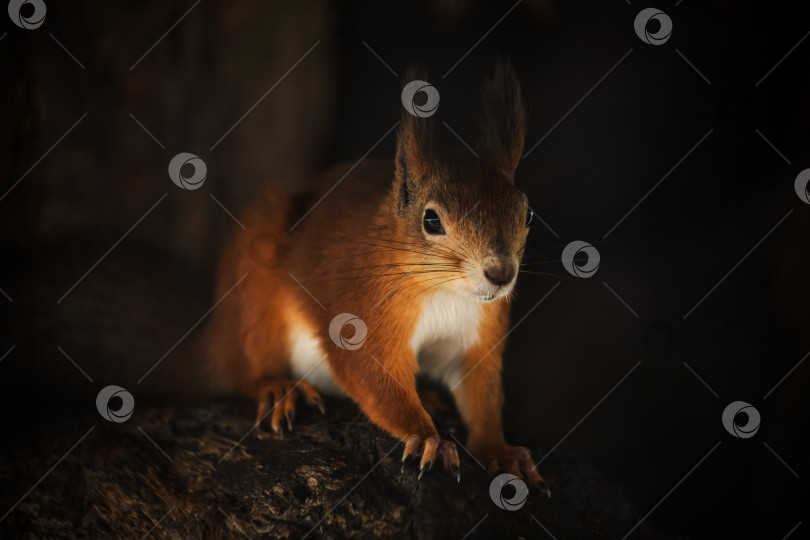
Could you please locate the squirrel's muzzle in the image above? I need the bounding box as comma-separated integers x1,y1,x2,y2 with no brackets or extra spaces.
483,259,517,287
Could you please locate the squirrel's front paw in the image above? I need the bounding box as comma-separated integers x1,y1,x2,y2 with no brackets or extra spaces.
472,443,549,496
401,434,460,482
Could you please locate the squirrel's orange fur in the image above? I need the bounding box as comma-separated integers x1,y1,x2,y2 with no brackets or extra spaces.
207,61,545,488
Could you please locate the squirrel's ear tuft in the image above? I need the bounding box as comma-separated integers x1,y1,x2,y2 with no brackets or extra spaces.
395,65,434,211
477,58,526,179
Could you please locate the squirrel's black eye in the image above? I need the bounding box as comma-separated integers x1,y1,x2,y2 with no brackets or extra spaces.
423,209,445,235
526,205,535,227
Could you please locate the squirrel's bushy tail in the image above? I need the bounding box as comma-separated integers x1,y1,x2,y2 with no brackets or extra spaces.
0,187,292,427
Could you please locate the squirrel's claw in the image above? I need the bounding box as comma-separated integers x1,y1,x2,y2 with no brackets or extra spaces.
515,451,549,496
297,381,325,415
419,436,440,472
525,465,550,497
312,397,326,416
417,462,430,481
401,435,417,473
440,440,461,482
402,434,422,461
449,463,461,483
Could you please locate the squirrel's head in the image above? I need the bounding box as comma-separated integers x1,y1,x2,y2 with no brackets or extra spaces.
394,60,530,303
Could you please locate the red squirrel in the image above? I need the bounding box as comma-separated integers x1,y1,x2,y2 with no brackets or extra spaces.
206,61,545,490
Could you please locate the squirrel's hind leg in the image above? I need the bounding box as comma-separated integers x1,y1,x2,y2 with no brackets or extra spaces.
252,378,325,438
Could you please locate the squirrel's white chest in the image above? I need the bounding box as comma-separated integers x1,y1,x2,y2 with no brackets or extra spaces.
411,289,482,387
288,289,482,394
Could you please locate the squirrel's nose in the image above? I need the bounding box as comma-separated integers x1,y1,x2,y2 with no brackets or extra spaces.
483,261,516,287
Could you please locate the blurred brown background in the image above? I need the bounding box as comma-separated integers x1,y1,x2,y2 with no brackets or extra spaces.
1,1,808,538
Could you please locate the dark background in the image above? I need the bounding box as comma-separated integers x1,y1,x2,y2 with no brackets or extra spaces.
1,1,808,538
